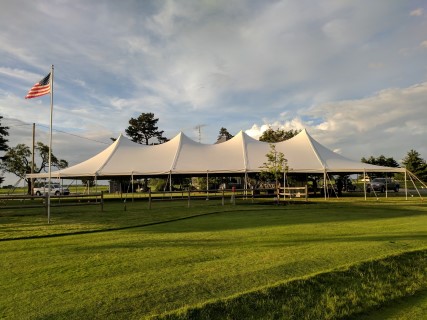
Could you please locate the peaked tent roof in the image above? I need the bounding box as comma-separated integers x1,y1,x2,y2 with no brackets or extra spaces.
27,129,405,179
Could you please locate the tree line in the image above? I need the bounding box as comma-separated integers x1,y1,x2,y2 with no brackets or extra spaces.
361,151,427,181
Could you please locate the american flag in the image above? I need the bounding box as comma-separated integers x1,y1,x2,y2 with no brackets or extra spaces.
25,73,51,99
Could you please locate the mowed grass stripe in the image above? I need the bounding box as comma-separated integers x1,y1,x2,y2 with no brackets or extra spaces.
0,200,426,319
154,250,427,320
357,289,427,320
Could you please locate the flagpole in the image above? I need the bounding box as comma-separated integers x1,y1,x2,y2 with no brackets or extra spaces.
48,65,54,224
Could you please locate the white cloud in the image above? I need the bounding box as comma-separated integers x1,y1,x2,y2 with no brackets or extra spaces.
249,82,427,161
410,8,424,16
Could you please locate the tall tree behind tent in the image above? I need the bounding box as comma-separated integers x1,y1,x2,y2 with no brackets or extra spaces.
125,113,168,145
402,149,427,181
215,127,234,144
361,155,400,178
361,155,400,168
125,112,169,191
259,128,301,143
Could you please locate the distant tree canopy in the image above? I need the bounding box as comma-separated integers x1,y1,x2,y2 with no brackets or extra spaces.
259,128,301,143
0,116,10,185
361,155,400,168
81,177,96,188
402,149,427,181
125,112,168,145
217,127,234,142
0,142,68,194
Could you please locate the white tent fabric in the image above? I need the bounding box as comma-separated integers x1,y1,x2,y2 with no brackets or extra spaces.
27,129,405,179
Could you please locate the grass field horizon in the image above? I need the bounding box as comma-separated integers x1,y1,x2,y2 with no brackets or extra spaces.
1,198,426,319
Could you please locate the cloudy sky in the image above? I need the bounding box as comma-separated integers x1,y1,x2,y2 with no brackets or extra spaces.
1,0,427,184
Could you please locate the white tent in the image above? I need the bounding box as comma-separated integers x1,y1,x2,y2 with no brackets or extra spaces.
27,129,405,179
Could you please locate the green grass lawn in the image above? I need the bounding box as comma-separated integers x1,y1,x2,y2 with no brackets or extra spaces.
357,290,427,320
0,198,426,319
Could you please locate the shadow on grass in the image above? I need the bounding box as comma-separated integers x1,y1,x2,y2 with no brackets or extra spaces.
352,289,427,320
152,250,427,320
1,199,426,241
138,202,427,234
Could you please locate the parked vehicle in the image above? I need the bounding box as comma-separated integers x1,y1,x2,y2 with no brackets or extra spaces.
33,183,70,196
343,178,357,192
366,178,399,193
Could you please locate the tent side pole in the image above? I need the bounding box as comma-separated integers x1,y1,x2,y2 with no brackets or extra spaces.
323,170,327,200
95,175,98,202
363,170,367,200
206,171,209,200
169,171,172,199
385,172,388,198
244,171,248,199
131,173,134,203
407,171,424,200
405,170,408,200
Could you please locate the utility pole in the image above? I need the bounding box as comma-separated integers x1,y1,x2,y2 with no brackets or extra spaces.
194,124,206,143
31,123,35,196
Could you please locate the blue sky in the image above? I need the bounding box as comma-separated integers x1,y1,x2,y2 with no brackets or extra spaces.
1,0,427,184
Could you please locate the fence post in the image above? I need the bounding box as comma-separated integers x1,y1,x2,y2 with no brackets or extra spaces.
148,189,152,209
222,189,225,206
188,189,191,208
100,191,104,212
305,185,308,202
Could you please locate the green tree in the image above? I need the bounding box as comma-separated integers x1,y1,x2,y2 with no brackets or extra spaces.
125,113,168,190
259,128,301,143
125,112,168,145
361,155,400,168
361,155,400,178
402,149,427,181
81,177,96,188
217,127,234,142
260,144,288,201
1,142,68,194
0,116,10,185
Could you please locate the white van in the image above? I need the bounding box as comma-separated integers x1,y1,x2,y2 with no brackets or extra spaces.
33,183,70,196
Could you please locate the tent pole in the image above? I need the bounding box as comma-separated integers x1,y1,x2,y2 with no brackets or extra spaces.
169,171,172,199
95,175,98,202
323,170,327,200
206,171,209,200
407,170,427,200
385,172,388,199
405,170,408,200
131,173,134,203
363,170,367,200
244,171,248,199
